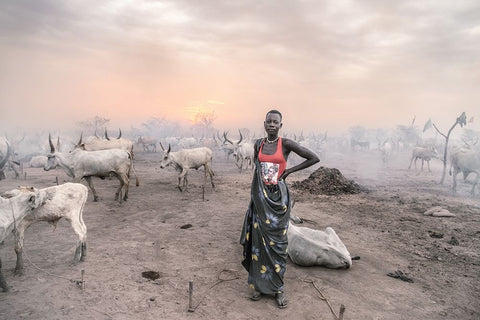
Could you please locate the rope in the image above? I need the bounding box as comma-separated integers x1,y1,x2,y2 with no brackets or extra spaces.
191,268,240,311
302,279,344,320
20,241,83,287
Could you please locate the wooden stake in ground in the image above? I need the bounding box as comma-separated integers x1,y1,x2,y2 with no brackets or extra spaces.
188,280,194,312
81,269,85,291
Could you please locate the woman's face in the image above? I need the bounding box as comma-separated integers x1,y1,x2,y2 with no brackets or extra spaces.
264,113,282,136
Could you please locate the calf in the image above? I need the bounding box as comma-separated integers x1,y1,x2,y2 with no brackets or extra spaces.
0,187,41,291
5,183,88,275
408,146,437,172
159,144,215,192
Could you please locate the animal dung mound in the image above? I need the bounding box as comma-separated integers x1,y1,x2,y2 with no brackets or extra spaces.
291,167,367,195
141,271,160,281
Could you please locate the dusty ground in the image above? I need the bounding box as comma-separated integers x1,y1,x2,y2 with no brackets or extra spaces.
0,148,479,320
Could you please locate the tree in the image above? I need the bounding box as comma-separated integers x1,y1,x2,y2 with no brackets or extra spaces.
431,112,467,184
76,116,110,136
192,110,217,136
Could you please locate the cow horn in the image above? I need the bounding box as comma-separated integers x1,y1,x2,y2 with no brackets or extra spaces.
117,128,122,139
105,128,110,141
159,142,165,151
238,129,243,144
0,141,10,169
77,132,83,146
223,131,233,145
167,144,171,153
56,137,60,152
48,134,55,153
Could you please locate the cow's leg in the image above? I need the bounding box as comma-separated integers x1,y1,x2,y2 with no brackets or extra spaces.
207,164,215,188
470,172,479,195
0,258,8,292
408,156,414,170
14,220,30,275
114,174,125,202
84,177,99,201
69,216,87,263
452,170,459,193
121,173,130,201
178,169,188,192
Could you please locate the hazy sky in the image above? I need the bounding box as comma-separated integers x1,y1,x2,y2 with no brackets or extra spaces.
1,0,479,135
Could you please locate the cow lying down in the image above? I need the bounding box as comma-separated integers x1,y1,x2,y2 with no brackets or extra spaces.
287,216,353,269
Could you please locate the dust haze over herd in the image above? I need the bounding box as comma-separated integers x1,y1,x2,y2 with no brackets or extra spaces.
0,1,479,134
0,0,479,190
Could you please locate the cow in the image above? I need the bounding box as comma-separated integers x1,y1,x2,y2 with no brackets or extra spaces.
449,149,480,195
45,134,139,202
233,142,254,172
136,136,158,152
2,183,88,275
378,139,393,164
224,131,254,172
159,144,215,192
28,155,48,168
0,139,11,180
76,130,134,155
0,186,41,292
287,218,352,269
408,146,437,172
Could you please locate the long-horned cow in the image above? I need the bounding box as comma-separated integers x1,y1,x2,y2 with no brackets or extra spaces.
159,144,215,192
76,129,134,154
449,149,480,195
408,146,437,172
2,183,88,275
45,134,139,202
224,131,254,172
0,187,41,292
287,217,352,269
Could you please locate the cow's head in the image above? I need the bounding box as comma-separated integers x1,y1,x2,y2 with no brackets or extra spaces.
1,186,42,217
159,144,172,168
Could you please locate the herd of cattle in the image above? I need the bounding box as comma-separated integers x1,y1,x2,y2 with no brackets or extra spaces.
0,129,479,292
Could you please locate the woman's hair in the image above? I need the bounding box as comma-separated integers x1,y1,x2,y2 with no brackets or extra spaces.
266,109,282,120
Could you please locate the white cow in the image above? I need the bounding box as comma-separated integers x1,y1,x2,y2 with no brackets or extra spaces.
449,148,480,195
28,155,48,168
233,142,255,172
159,144,215,192
0,187,41,291
3,183,88,275
379,139,393,164
408,146,437,172
287,219,352,269
224,131,254,172
76,131,134,154
45,134,139,202
136,136,158,152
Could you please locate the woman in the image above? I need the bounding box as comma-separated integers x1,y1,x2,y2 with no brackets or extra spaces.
240,109,320,308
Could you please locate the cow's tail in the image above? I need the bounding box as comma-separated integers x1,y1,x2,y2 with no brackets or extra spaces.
128,152,140,187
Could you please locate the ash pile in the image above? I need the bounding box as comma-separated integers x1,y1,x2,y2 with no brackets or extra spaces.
291,166,368,195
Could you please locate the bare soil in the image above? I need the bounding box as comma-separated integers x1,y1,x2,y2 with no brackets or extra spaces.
0,149,479,320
